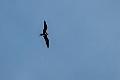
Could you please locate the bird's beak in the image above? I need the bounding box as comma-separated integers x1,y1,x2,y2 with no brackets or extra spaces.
38,34,40,37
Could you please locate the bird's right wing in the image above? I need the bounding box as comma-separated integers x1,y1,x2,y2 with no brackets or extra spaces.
44,35,49,48
43,20,47,33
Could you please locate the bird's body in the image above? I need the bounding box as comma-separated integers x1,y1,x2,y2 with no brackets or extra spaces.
39,20,49,48
40,32,48,36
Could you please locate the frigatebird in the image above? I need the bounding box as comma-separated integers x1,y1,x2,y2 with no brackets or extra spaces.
39,20,49,48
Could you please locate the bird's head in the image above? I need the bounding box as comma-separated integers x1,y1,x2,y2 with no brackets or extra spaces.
38,34,43,37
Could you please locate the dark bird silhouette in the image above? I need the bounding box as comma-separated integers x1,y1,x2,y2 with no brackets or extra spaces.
39,20,49,48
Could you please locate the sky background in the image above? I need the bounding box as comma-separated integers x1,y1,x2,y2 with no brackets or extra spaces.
0,0,120,80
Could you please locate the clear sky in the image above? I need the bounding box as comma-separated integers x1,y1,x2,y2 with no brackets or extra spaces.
0,0,120,80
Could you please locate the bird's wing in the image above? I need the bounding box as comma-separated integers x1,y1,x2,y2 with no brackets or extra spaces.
43,20,47,33
43,35,49,48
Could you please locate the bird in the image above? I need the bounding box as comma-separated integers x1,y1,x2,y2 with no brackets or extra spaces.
39,20,49,48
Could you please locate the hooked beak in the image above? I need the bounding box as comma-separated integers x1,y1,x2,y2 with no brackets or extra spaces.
38,34,40,37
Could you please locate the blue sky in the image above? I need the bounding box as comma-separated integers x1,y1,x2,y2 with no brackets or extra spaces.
0,0,120,80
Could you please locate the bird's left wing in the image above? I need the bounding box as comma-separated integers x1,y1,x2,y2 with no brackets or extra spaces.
43,35,49,48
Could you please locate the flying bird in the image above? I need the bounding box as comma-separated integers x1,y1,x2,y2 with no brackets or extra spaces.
39,20,49,48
